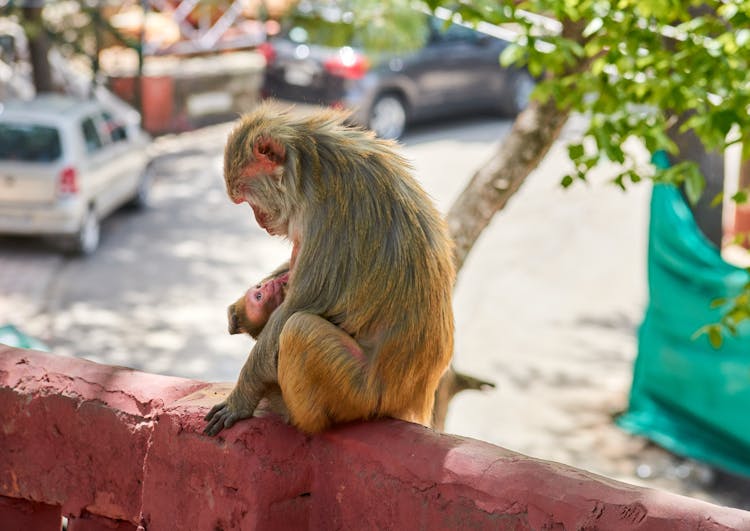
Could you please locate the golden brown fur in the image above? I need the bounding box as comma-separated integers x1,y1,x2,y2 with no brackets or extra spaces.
227,269,494,431
205,104,455,435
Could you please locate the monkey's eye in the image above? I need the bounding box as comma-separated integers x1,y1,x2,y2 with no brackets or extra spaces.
254,292,262,301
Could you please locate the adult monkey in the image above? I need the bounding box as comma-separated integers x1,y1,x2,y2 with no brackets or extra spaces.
226,264,494,429
204,105,455,435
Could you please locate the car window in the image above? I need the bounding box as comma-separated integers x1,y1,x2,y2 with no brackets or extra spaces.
429,17,478,44
81,116,104,154
101,111,128,143
0,122,62,162
0,35,16,63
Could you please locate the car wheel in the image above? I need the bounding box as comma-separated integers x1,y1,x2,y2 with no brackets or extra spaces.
71,207,100,256
369,94,407,140
130,165,154,209
503,71,535,116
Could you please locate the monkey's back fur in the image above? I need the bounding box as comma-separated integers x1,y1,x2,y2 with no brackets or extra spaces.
219,104,455,432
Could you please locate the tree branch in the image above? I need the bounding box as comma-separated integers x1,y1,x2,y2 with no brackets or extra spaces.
447,91,571,271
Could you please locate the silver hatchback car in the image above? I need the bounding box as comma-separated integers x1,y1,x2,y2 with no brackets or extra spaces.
0,94,153,254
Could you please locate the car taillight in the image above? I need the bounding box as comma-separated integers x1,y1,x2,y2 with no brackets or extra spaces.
58,166,78,196
324,47,369,80
257,42,276,65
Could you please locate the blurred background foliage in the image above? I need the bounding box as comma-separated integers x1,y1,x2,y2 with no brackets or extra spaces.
7,0,748,195
281,0,429,53
4,0,750,335
425,0,749,197
281,0,749,200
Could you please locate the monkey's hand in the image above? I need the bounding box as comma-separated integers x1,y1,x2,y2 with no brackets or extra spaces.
203,398,255,436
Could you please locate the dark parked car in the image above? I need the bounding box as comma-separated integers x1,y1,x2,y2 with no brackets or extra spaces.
260,10,535,139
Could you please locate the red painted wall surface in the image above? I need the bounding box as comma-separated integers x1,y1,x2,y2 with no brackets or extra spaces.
1,346,749,530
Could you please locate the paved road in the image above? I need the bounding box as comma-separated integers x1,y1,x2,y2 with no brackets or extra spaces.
2,114,748,509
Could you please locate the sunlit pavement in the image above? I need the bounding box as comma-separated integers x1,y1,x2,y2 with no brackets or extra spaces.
2,113,748,509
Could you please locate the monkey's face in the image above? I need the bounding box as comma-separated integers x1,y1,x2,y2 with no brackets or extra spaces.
245,276,286,324
227,274,288,337
227,295,266,339
237,174,292,237
224,117,296,237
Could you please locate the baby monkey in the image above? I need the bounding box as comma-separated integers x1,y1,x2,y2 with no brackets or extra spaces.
227,264,292,422
228,264,289,339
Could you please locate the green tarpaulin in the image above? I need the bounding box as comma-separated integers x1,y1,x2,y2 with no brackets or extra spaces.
617,184,750,476
0,324,48,351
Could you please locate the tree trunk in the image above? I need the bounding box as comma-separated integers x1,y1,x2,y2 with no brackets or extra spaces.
22,5,54,94
668,119,725,247
431,16,588,432
432,96,572,431
447,96,571,272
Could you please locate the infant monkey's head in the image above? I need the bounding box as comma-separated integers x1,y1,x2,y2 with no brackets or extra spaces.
227,273,289,339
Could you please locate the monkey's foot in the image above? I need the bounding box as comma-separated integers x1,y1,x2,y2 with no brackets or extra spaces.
203,401,253,436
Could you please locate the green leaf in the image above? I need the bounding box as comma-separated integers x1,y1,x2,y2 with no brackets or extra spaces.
684,166,706,205
732,190,749,205
710,192,724,208
711,110,739,138
708,326,723,348
606,144,625,164
567,143,585,161
710,297,728,309
500,43,524,67
692,324,724,348
728,306,750,325
561,175,574,188
531,83,553,104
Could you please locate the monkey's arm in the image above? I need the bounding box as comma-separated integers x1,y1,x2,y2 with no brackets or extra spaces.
204,304,291,435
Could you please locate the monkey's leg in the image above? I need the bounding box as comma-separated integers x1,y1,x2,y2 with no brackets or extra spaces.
253,385,290,423
278,312,376,434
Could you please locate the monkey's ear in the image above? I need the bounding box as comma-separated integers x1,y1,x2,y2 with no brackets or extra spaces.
253,136,286,166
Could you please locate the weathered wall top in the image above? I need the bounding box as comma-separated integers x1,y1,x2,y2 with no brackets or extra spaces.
1,346,749,530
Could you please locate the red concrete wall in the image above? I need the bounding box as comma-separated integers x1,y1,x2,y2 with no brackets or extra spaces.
1,345,749,531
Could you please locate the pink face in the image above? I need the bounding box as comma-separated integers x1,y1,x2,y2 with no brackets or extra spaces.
229,137,287,236
244,273,289,325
